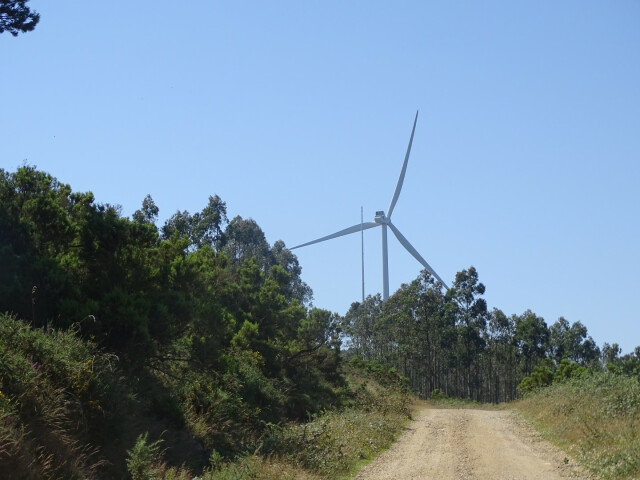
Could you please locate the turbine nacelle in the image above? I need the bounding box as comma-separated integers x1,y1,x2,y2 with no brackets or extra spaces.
374,211,388,224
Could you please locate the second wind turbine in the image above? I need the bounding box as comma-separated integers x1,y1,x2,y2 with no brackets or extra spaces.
291,111,448,301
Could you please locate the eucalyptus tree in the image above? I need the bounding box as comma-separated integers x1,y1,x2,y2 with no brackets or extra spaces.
221,216,271,268
404,270,447,397
161,195,228,251
514,310,549,376
376,282,417,373
486,308,517,401
342,294,384,361
132,194,159,225
445,267,488,398
549,317,599,365
602,342,622,366
193,195,228,249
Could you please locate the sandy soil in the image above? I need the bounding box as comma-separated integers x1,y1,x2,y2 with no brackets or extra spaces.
354,407,599,480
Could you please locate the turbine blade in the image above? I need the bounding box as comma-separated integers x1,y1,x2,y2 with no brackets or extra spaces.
291,222,379,250
388,222,448,289
387,110,419,219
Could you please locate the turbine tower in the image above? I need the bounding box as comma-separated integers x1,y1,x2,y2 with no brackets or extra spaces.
291,111,448,300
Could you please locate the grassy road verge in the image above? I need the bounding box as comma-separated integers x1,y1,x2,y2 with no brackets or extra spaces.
515,373,640,480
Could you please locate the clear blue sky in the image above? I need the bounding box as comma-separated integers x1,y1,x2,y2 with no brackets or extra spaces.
2,2,639,354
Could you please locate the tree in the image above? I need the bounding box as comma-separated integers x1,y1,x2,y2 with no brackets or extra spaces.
161,209,192,242
487,308,517,402
132,194,159,225
342,294,384,361
549,317,600,365
191,194,227,249
270,240,312,305
293,308,341,359
445,266,488,398
549,317,571,362
160,195,227,251
514,310,549,376
0,0,39,36
0,166,78,325
221,216,271,269
602,342,621,366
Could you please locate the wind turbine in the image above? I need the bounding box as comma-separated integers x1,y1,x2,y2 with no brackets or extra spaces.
291,111,448,301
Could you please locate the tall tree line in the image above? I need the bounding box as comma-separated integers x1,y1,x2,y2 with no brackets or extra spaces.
342,267,607,402
2,165,636,413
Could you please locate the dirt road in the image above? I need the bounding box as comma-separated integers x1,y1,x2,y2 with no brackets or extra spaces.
355,407,597,480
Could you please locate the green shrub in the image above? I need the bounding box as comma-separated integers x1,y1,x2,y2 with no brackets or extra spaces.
126,432,164,480
429,388,448,400
348,357,410,393
517,358,555,393
554,358,589,382
261,407,405,477
260,365,411,478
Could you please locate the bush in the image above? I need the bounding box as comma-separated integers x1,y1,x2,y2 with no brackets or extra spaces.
429,388,448,400
348,357,410,393
126,432,163,480
554,358,589,382
261,407,405,477
517,359,555,393
259,362,412,478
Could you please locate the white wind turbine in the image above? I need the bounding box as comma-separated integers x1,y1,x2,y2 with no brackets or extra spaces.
291,111,448,301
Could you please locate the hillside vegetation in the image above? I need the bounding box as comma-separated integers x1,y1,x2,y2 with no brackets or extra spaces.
0,166,413,478
2,165,638,478
516,372,640,480
0,312,412,479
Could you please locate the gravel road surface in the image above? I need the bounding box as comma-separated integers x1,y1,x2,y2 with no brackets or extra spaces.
354,407,598,480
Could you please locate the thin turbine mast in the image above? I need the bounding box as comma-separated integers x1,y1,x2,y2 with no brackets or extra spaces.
361,206,365,304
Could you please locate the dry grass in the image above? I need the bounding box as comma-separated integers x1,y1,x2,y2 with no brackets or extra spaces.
0,315,109,479
515,373,640,480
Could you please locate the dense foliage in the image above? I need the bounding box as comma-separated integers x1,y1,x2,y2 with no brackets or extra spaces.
342,268,639,402
0,312,412,479
0,313,120,478
0,0,39,36
0,166,347,477
1,165,638,478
